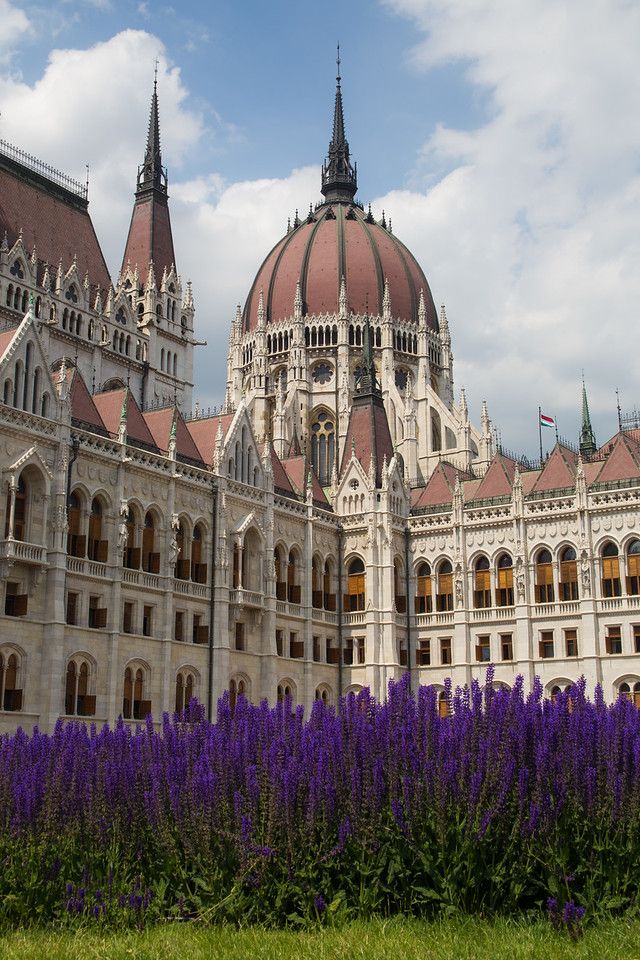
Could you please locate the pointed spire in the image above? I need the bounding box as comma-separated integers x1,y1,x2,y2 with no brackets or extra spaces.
579,375,597,456
213,417,224,472
339,274,348,317
418,289,426,326
354,313,380,397
257,288,265,328
321,45,358,203
439,303,450,344
42,263,51,293
137,69,167,196
294,281,302,320
382,277,391,321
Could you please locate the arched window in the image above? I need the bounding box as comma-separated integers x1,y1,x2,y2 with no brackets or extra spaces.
274,545,287,600
288,549,301,604
346,557,365,611
67,491,85,558
310,412,335,486
619,681,640,709
323,558,336,610
438,690,450,719
394,558,406,613
175,523,187,579
142,512,159,573
496,554,514,607
31,368,41,415
88,498,107,562
602,542,621,597
473,556,491,608
229,676,247,715
41,393,50,418
415,562,432,614
3,379,12,404
65,659,94,716
436,560,453,612
191,524,207,583
175,670,196,713
5,475,27,541
123,665,150,720
0,650,22,710
535,549,554,604
315,685,331,706
627,540,640,596
559,546,578,601
312,556,323,609
123,507,139,569
277,681,294,705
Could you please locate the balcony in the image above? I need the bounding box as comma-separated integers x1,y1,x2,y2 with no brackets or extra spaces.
229,588,263,608
0,539,47,566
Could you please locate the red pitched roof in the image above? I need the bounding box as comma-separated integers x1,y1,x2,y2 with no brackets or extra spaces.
121,194,176,281
412,461,471,509
270,447,295,494
282,455,330,507
592,433,640,485
471,453,518,500
186,414,234,466
93,388,156,447
0,327,18,360
68,367,107,433
531,444,578,493
0,161,111,295
340,393,395,487
143,407,204,463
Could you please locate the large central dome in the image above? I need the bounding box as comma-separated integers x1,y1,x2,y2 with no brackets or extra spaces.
242,59,439,335
243,202,439,334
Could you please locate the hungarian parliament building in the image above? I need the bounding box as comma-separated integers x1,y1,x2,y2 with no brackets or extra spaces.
1,70,639,732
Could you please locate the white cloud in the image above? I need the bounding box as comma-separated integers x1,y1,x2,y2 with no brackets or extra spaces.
379,0,640,452
0,1,30,62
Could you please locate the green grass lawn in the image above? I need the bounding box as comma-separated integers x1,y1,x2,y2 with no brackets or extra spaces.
0,917,636,960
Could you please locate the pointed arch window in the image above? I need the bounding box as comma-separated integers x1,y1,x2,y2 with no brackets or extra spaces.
346,557,365,611
496,554,514,607
123,665,150,720
601,542,621,597
627,540,640,596
559,546,578,600
65,659,95,716
191,524,207,583
535,549,554,604
311,412,335,486
436,560,453,612
0,650,22,711
142,512,160,573
175,670,195,713
67,491,85,558
415,562,432,614
473,556,491,609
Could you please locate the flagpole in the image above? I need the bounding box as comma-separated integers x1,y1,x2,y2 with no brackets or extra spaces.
538,405,543,464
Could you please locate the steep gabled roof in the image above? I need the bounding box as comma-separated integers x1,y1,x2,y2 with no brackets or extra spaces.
143,407,204,463
592,432,640,485
470,452,518,500
340,394,395,488
0,327,18,361
93,388,156,447
282,455,330,507
412,461,472,510
68,367,108,434
0,153,111,295
270,447,296,495
531,444,578,493
186,414,234,466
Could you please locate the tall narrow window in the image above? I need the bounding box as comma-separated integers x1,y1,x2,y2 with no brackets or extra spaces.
88,498,107,562
142,513,159,573
436,561,453,612
535,549,554,603
602,543,621,597
5,475,27,541
191,525,207,583
123,667,150,720
67,492,85,558
415,562,432,613
473,556,491,608
310,412,335,486
496,554,514,607
345,557,365,611
0,651,22,711
559,546,578,600
627,540,640,595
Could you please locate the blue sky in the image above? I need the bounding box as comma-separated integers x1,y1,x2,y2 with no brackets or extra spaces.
1,0,640,456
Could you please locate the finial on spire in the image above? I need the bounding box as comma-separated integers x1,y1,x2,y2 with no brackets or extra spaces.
136,71,167,196
321,47,358,203
579,375,597,456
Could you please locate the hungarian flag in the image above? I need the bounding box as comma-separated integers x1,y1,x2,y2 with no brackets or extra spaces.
540,412,555,429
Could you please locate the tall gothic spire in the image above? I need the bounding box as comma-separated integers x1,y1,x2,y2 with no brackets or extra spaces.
137,66,167,196
121,70,176,280
321,46,358,203
579,376,597,457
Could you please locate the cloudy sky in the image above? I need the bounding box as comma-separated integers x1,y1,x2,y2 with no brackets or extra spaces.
1,0,639,456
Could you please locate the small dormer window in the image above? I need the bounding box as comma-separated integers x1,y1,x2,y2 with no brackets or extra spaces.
156,305,163,325
349,479,359,490
168,282,176,294
116,307,126,326
65,285,78,303
124,279,132,290
10,260,24,279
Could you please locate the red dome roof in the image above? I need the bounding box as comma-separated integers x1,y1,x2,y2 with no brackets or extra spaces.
243,202,439,333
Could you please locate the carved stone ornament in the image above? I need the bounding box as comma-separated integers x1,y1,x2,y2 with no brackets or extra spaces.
580,551,591,596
